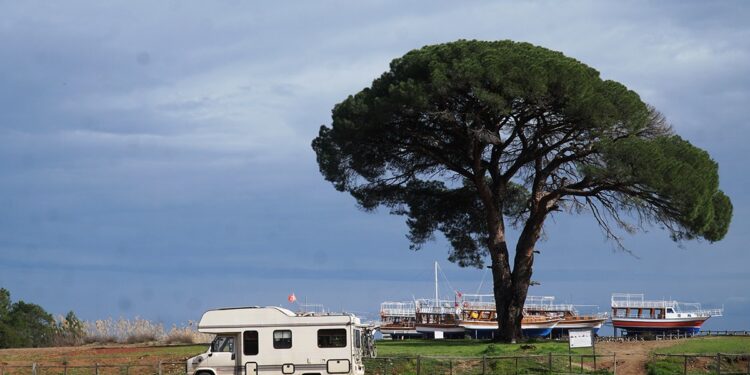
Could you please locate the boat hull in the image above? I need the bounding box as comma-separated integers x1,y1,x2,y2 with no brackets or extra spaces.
380,327,421,339
612,317,708,334
415,324,465,338
458,320,559,338
553,318,606,335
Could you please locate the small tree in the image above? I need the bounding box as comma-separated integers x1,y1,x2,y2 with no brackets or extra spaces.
312,40,732,342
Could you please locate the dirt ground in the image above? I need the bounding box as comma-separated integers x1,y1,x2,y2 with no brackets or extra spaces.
593,339,685,375
0,344,204,366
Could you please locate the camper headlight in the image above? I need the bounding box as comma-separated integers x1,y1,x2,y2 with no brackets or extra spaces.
191,355,203,365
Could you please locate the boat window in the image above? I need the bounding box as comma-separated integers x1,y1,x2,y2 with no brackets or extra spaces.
211,335,235,353
667,308,674,313
273,330,292,349
243,331,259,355
318,329,347,348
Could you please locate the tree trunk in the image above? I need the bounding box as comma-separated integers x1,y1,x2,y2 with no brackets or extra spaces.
486,221,516,342
495,214,545,342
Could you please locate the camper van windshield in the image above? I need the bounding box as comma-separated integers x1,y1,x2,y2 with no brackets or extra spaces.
211,336,234,353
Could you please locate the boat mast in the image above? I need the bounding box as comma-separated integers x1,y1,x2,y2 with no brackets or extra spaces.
434,261,439,304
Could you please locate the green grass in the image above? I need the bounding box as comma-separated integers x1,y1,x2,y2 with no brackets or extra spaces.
367,339,611,374
647,337,750,375
375,339,595,357
655,336,750,354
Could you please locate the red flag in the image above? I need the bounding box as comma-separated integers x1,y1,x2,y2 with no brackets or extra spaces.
456,291,462,298
288,293,296,303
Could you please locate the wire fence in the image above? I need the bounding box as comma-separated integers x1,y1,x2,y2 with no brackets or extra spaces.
0,362,186,375
363,354,616,374
652,353,750,375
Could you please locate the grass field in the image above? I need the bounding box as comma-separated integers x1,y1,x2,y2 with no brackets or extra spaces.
646,337,750,375
368,339,613,374
1,337,748,374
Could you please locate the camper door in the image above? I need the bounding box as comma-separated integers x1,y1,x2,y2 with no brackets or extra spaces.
205,334,241,375
242,331,259,375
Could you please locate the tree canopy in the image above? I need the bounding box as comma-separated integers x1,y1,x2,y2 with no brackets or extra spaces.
312,40,732,341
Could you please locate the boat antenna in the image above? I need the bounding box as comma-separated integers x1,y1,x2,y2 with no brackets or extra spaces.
436,262,459,298
475,267,489,294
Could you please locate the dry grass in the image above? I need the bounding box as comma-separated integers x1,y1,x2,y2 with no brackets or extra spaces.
83,318,212,345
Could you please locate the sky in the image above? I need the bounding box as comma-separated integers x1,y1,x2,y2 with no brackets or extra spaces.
1,1,749,334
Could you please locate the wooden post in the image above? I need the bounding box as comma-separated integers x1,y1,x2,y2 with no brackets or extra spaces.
613,353,617,374
717,353,721,375
684,355,688,375
580,356,584,374
515,356,519,375
384,358,388,375
95,363,99,375
32,363,37,375
416,355,420,375
482,354,486,374
158,361,163,375
64,364,68,375
568,346,572,373
548,352,552,374
449,358,452,375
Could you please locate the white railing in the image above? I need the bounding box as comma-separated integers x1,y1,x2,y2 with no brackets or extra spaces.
416,299,458,314
611,293,675,309
380,301,416,317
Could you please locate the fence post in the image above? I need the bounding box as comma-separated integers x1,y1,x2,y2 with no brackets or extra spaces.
482,354,486,375
684,355,688,375
449,358,452,375
384,358,388,375
548,352,552,374
95,363,99,375
717,353,721,375
568,349,572,374
158,361,163,375
580,356,583,374
613,353,617,375
64,364,68,375
515,356,518,375
416,356,420,375
32,363,37,375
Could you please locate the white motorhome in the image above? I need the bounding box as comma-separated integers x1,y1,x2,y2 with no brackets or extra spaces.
187,306,372,375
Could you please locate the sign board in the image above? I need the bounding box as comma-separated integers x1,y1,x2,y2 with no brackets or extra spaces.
434,331,444,339
569,329,593,348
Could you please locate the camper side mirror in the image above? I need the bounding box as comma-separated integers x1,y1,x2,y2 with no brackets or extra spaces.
231,353,235,360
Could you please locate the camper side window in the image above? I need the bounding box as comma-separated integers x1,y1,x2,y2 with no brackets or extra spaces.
354,329,361,349
243,331,259,355
317,329,346,348
273,330,292,349
211,336,234,353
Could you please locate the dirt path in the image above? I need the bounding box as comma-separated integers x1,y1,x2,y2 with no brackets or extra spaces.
595,339,682,375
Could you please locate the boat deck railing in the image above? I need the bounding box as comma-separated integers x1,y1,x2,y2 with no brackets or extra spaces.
611,293,676,309
415,299,459,314
380,302,416,317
